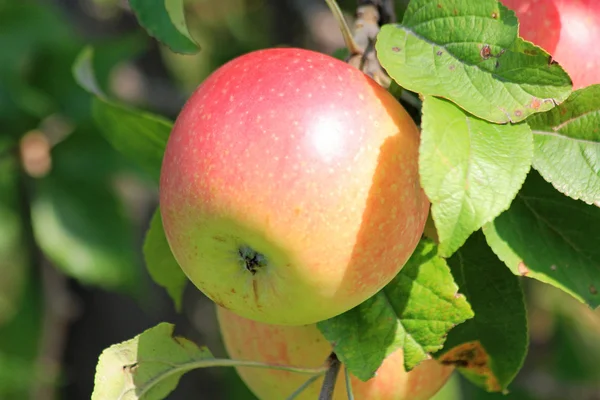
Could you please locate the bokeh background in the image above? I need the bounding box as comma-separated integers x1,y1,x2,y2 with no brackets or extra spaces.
1,0,600,399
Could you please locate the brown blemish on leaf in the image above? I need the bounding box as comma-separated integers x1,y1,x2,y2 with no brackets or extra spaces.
392,46,401,52
518,262,530,276
523,48,538,56
231,288,236,294
437,3,442,8
123,362,138,373
439,341,501,392
437,50,443,56
491,11,498,19
514,110,523,117
213,235,227,242
449,65,456,71
550,265,557,271
548,56,558,66
529,98,542,110
453,9,458,15
590,285,598,295
480,45,492,60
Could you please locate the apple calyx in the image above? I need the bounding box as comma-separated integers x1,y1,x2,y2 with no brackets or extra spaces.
238,245,268,275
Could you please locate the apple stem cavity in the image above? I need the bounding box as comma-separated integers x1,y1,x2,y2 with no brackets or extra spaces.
319,352,342,400
238,245,268,275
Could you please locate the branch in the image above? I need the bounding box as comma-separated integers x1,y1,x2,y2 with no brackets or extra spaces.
357,0,396,24
318,353,341,400
323,0,392,87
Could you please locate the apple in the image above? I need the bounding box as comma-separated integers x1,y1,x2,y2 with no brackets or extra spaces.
217,306,454,400
501,0,600,89
160,48,429,325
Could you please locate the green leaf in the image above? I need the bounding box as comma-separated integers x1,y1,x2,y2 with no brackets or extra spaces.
31,174,140,292
92,99,172,183
72,46,106,98
483,170,600,308
143,208,188,311
528,85,600,204
129,0,200,55
73,47,172,183
93,323,212,400
437,231,528,392
317,239,474,381
375,0,572,123
92,322,324,400
421,96,532,257
0,151,29,326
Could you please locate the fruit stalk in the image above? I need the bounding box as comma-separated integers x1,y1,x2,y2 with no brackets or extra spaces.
318,353,342,400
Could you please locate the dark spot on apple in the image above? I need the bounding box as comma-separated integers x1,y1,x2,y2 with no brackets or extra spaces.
392,46,401,52
252,279,259,304
231,288,236,294
590,285,598,295
238,245,267,275
437,50,443,56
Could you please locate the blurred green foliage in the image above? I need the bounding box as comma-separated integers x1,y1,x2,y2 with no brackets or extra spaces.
1,0,600,399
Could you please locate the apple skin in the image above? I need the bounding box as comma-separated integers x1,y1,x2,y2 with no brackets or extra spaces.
217,306,454,400
501,0,600,89
160,48,429,325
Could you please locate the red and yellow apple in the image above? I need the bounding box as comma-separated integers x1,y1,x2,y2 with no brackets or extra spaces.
160,48,429,325
501,0,600,89
217,306,453,399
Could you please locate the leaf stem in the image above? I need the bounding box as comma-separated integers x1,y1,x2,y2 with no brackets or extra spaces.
318,353,341,400
344,366,355,400
286,373,325,400
124,357,329,400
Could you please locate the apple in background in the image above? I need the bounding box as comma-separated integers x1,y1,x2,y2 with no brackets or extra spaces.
501,0,600,89
160,48,429,325
217,306,453,400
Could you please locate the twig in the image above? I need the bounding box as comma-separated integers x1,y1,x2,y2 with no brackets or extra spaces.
318,353,341,400
323,0,393,87
358,0,396,25
324,0,362,55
